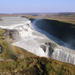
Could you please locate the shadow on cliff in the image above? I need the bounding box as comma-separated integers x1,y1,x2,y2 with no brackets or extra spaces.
30,18,75,50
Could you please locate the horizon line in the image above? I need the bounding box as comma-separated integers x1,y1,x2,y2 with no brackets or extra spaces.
0,12,75,14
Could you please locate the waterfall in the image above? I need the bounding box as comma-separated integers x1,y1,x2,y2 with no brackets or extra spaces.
48,46,75,65
0,17,75,65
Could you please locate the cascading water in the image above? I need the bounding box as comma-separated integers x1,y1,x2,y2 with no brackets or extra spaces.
51,46,75,65
0,17,75,65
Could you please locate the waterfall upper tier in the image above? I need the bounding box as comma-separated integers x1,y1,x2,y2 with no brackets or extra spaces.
0,16,75,65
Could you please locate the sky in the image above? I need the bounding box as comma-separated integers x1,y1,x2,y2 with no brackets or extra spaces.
0,0,75,13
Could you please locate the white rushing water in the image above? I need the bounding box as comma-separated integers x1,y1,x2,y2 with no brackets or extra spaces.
0,16,75,65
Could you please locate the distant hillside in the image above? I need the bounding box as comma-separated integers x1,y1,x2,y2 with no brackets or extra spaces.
0,13,75,24
23,13,75,24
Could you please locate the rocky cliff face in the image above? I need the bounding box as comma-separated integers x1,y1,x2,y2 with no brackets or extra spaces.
0,16,75,65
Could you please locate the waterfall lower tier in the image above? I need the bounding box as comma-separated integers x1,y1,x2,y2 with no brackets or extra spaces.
40,42,75,65
51,47,75,65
